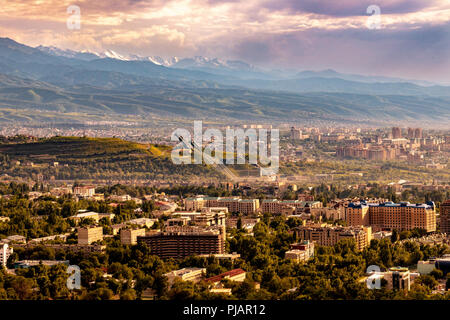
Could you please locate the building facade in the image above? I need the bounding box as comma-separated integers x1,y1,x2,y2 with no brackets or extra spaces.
185,196,259,214
137,225,226,259
120,228,146,245
346,201,436,232
261,199,322,215
285,240,315,263
77,226,103,245
440,200,450,234
164,268,206,286
73,186,96,197
0,243,13,267
295,224,372,250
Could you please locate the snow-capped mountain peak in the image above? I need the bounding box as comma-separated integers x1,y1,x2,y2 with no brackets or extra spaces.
35,45,99,61
98,49,130,61
35,45,254,70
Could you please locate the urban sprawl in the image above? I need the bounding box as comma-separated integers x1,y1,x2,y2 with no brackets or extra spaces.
0,125,449,300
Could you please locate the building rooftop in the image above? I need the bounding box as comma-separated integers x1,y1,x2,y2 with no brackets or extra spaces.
72,211,98,218
164,267,205,277
205,268,246,283
348,201,434,209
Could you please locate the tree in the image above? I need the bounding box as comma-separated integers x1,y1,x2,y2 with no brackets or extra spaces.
391,229,399,243
83,288,113,300
429,268,444,280
8,276,35,300
120,289,137,300
237,217,243,230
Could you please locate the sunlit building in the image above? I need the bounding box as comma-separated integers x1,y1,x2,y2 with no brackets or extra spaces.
346,201,436,232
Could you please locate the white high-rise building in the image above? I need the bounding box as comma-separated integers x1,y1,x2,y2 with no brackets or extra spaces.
1,243,13,267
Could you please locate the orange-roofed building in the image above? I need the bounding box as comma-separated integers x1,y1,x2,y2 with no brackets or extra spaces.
205,268,246,285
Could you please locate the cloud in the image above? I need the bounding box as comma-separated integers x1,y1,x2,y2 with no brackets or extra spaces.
222,21,450,81
0,0,449,81
263,0,442,17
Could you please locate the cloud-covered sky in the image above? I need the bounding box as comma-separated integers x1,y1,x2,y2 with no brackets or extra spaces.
0,0,449,82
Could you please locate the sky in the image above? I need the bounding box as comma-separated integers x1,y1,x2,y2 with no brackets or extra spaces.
0,0,450,82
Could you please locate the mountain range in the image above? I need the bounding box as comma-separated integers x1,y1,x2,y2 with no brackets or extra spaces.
0,37,448,125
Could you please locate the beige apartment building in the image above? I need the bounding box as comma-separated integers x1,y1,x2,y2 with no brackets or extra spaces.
171,208,227,227
73,186,96,197
205,268,246,285
295,224,372,251
137,225,226,259
164,268,206,287
385,267,411,291
77,226,103,245
261,199,322,215
184,196,259,214
285,240,315,263
346,201,436,232
120,228,146,245
0,243,13,267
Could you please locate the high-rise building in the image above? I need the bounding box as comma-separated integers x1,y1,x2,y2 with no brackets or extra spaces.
137,225,226,259
414,128,423,139
285,240,315,263
385,267,411,291
440,200,450,234
290,127,302,140
346,201,436,232
163,268,206,286
120,228,146,245
261,199,322,215
73,186,96,197
184,196,259,214
392,127,402,139
0,243,13,267
77,226,103,245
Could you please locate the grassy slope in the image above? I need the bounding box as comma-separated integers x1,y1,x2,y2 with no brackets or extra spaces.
0,136,170,158
0,137,225,181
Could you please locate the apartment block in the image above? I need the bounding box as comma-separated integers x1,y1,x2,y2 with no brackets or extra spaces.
137,225,226,259
346,204,370,226
0,243,13,267
77,226,103,245
171,207,227,227
120,228,146,245
164,267,206,286
346,201,436,232
261,199,322,215
198,253,241,261
385,267,411,291
73,186,96,197
205,268,246,285
295,224,372,250
440,200,450,234
185,196,259,214
70,211,100,224
285,240,315,263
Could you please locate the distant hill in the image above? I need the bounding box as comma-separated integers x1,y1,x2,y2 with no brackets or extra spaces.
0,136,169,158
0,137,222,181
223,77,450,96
0,81,448,124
